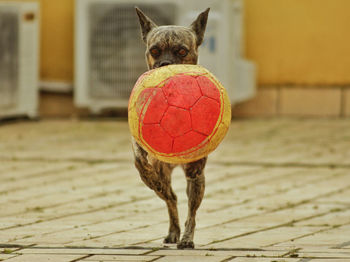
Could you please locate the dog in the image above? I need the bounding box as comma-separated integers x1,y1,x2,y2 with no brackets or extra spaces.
134,7,210,249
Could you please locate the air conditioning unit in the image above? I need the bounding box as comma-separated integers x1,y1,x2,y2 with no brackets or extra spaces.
75,0,256,113
0,2,39,119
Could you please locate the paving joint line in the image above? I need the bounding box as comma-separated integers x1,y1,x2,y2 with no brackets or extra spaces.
149,255,164,262
220,256,236,262
281,248,301,258
69,254,93,262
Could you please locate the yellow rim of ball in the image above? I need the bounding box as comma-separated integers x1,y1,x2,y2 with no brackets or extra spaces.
128,64,231,164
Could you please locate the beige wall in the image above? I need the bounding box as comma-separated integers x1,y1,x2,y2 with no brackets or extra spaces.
245,0,350,85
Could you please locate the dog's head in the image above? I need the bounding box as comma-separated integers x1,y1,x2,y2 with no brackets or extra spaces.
135,7,209,69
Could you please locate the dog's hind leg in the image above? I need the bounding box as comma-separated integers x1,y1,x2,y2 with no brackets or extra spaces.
133,143,180,244
178,157,207,249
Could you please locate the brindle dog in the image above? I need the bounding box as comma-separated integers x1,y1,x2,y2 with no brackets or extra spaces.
134,7,210,249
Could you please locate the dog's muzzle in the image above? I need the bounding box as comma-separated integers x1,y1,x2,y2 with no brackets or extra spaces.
153,60,174,69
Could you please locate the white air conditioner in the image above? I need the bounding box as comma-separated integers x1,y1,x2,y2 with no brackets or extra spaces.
75,0,256,113
0,2,39,119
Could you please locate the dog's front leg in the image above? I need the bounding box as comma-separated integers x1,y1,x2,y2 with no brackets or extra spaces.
133,142,180,244
178,157,207,249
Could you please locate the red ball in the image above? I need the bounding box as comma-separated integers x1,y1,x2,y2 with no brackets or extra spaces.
128,65,231,164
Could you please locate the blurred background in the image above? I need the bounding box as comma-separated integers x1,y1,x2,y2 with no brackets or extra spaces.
0,0,350,120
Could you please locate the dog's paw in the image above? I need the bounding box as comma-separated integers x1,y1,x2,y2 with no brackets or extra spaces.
163,232,179,244
177,239,194,249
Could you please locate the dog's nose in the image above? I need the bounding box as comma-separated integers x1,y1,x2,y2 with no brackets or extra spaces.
159,61,172,67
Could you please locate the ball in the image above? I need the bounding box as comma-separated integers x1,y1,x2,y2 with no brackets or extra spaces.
128,64,231,164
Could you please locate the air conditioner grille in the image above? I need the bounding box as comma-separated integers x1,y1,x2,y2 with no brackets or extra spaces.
0,9,18,107
88,3,176,99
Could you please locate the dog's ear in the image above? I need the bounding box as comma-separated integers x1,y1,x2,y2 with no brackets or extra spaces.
190,8,210,46
135,7,157,43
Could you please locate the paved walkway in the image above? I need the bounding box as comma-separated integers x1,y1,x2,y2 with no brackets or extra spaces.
0,119,350,261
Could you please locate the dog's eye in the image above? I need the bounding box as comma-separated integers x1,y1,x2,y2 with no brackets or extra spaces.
177,48,188,57
150,48,160,57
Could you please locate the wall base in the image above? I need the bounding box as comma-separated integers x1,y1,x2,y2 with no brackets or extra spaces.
232,86,350,118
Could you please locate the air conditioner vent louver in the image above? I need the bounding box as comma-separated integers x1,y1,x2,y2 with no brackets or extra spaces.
88,4,176,99
0,9,18,107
